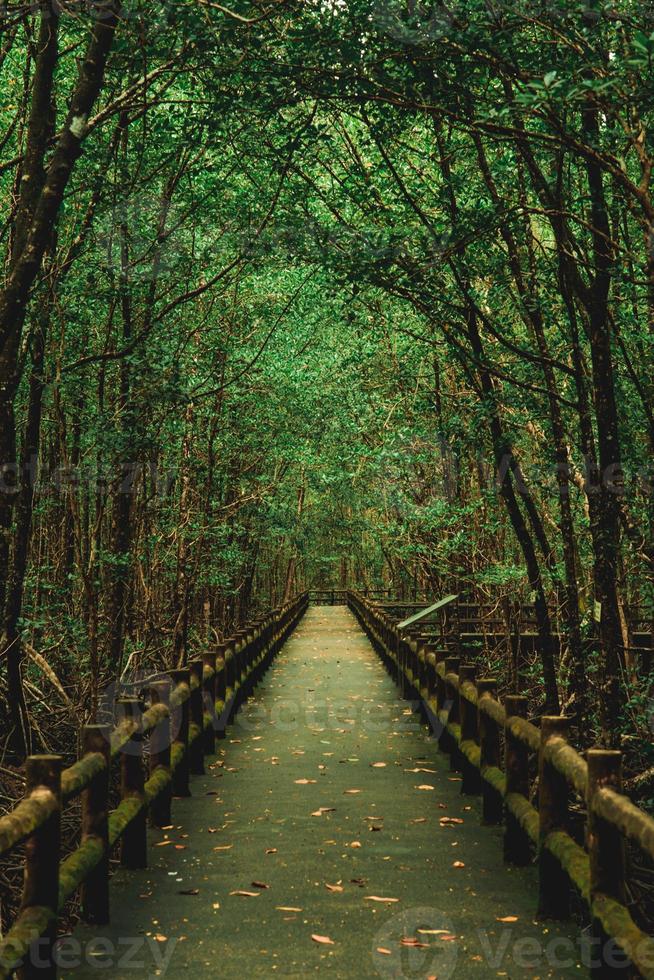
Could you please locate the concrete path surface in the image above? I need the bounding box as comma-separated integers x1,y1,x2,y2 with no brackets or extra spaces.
66,606,584,978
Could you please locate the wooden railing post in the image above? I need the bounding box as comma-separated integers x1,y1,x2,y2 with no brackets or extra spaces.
234,629,248,705
443,656,460,769
223,638,235,706
170,669,191,797
459,664,480,794
503,694,531,865
117,697,147,870
478,678,502,825
587,749,626,976
149,680,172,827
19,755,63,980
202,651,217,755
81,725,110,924
435,659,447,725
215,641,227,738
538,716,570,918
188,659,205,776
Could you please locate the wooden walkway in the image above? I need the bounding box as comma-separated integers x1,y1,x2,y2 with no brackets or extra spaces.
65,606,582,978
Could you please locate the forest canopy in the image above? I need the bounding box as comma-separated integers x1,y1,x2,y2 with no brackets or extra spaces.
0,0,652,769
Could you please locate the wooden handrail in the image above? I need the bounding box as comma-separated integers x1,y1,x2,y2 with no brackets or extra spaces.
347,589,654,979
0,592,309,978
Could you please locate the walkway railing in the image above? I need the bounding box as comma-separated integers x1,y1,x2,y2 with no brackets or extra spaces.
348,590,654,978
0,592,309,979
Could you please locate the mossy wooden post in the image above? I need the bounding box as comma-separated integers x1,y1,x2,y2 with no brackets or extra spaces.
587,749,626,977
188,659,205,776
149,680,172,827
478,678,502,824
393,626,400,684
425,644,438,698
400,636,410,698
265,613,274,661
407,638,418,694
444,656,460,770
225,636,238,724
81,725,110,923
459,664,480,794
425,650,437,706
238,629,249,695
538,716,570,918
435,661,447,743
417,642,428,700
202,651,217,755
234,629,247,705
503,694,531,865
249,621,261,684
19,755,63,979
117,697,147,869
223,638,234,700
215,642,228,739
170,669,191,797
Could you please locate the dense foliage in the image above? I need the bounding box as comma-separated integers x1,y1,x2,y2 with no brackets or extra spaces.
0,0,653,779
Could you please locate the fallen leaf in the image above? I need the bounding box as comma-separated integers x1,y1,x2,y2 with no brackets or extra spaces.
154,840,173,847
364,896,399,903
344,789,361,795
251,881,270,889
276,906,303,912
371,762,387,768
376,947,392,955
213,845,233,851
311,934,334,945
452,861,465,868
265,848,278,855
325,883,344,892
400,937,428,948
496,915,518,923
349,841,362,848
229,890,260,898
153,934,167,942
416,784,435,791
295,778,317,785
177,888,200,895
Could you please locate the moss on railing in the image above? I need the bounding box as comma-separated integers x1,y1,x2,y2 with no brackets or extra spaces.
0,592,310,977
347,588,654,978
